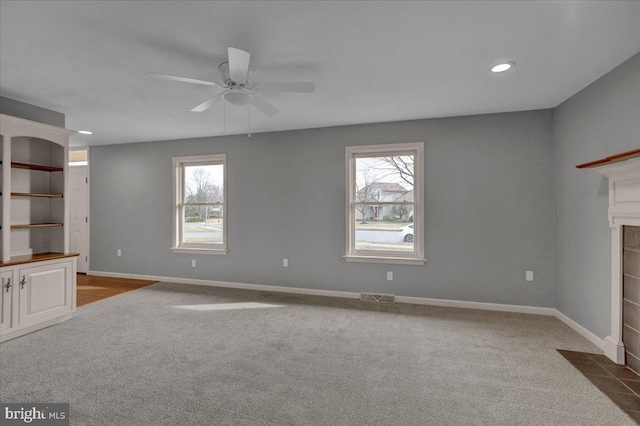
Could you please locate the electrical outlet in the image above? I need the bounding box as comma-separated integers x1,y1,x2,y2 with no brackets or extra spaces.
387,271,393,281
526,270,533,282
117,249,121,257
192,259,196,268
283,258,288,267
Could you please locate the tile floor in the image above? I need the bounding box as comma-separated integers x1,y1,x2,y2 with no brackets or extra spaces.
559,349,640,423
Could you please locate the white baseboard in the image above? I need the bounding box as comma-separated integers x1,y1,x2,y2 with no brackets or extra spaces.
89,270,606,351
553,309,606,351
603,335,625,364
88,270,361,300
395,295,557,316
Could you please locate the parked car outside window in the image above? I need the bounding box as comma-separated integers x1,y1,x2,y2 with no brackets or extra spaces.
399,224,414,243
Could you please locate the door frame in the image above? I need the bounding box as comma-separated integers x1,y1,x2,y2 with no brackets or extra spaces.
69,147,90,273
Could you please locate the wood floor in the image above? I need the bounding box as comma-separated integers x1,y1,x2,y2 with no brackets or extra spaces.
76,274,157,307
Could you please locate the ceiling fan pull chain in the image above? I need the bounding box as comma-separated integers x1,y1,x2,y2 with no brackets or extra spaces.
223,99,226,135
248,102,251,138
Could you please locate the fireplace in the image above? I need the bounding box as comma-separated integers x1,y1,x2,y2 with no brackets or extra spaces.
577,149,640,364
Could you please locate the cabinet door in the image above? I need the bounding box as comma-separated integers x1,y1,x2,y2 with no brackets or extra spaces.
18,261,73,327
0,270,14,332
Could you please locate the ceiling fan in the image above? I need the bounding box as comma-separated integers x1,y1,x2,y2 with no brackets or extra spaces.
149,47,315,116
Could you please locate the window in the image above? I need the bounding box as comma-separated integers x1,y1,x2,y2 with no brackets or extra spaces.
345,142,425,265
172,154,227,254
69,148,88,166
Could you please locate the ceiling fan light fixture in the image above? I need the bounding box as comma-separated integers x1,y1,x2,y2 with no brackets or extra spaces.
223,91,251,106
78,130,93,135
491,61,515,73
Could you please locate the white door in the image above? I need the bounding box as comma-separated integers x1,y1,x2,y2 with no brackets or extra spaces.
19,262,73,327
69,165,89,273
0,271,14,332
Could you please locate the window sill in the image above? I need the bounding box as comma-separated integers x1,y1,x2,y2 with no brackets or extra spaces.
343,255,426,265
171,247,228,255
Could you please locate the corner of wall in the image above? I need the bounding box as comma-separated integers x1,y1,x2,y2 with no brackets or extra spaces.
552,51,640,341
551,107,559,311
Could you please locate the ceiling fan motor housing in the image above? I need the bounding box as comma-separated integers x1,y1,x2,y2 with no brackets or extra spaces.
218,62,252,87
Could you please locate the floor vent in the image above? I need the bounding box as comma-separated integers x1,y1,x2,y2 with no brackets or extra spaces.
360,293,396,303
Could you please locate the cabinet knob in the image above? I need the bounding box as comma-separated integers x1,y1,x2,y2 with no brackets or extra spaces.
3,278,10,292
20,275,26,289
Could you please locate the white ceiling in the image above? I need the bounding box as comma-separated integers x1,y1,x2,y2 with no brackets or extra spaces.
1,1,639,147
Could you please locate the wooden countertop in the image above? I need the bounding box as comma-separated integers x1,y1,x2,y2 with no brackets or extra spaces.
0,252,80,267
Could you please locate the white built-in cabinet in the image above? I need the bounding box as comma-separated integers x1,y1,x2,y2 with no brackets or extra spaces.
0,113,78,342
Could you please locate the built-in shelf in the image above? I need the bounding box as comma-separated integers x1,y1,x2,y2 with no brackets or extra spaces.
0,192,63,198
1,113,78,343
9,223,64,229
0,160,64,172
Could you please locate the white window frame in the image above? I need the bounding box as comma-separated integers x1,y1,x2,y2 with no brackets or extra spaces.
172,154,227,255
344,142,425,265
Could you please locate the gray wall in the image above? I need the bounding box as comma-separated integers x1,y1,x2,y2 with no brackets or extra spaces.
554,52,640,337
0,96,65,127
91,109,556,307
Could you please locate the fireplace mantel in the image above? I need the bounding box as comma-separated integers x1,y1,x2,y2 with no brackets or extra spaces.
579,149,640,364
583,154,640,227
576,148,640,170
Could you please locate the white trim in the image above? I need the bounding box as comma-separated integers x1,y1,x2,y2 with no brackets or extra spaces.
0,113,75,144
344,255,426,265
88,271,361,300
2,134,11,262
86,147,91,272
88,269,606,352
584,156,640,363
553,309,606,351
609,225,624,360
171,247,228,255
347,142,426,155
172,153,227,254
68,147,91,273
603,335,626,364
395,295,557,316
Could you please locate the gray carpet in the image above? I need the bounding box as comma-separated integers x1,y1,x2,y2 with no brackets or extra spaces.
0,282,634,425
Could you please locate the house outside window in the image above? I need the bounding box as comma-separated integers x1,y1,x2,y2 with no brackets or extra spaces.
172,154,227,254
345,142,425,265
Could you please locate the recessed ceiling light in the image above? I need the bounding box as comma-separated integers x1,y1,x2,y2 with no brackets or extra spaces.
78,130,93,135
491,62,515,73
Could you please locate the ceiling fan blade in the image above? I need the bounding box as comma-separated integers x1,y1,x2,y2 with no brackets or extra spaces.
228,47,251,83
251,94,279,116
191,93,224,112
254,82,315,93
148,72,221,87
